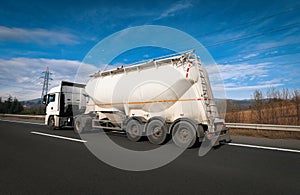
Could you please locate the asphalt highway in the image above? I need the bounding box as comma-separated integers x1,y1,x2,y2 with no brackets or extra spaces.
0,120,299,194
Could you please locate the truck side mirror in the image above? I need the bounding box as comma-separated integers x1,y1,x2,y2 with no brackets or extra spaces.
42,95,47,104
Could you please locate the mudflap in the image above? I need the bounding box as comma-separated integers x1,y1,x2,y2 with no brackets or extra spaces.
204,129,232,147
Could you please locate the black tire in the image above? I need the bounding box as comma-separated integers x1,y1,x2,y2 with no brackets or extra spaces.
74,118,82,133
48,116,55,130
126,119,143,142
146,119,168,145
74,115,92,134
172,121,197,148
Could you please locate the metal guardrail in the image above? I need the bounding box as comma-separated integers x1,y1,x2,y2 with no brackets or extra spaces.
226,123,300,132
0,114,45,119
0,114,299,132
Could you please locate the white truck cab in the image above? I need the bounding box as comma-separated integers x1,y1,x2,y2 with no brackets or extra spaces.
43,81,87,129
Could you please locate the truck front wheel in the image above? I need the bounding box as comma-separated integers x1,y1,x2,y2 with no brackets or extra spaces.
48,116,55,130
172,121,196,148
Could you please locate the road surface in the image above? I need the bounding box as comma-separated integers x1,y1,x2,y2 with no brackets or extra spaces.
0,119,299,194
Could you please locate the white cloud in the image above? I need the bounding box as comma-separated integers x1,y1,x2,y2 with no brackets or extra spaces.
205,62,287,99
265,50,278,55
225,84,284,91
258,78,290,85
243,53,259,59
214,62,271,81
0,26,79,45
154,0,193,20
0,58,98,100
143,54,150,58
253,34,300,50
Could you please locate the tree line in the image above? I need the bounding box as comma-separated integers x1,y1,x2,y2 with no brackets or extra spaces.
226,88,300,125
0,96,23,114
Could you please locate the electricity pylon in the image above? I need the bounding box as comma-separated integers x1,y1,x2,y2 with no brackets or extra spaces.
40,67,53,104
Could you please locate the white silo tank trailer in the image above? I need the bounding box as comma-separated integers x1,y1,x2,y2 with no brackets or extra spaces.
44,50,231,148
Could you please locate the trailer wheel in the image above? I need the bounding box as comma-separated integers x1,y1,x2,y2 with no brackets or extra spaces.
146,119,168,145
126,119,143,142
172,121,196,148
48,116,55,130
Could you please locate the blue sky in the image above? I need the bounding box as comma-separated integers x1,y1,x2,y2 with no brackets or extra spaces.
0,0,299,100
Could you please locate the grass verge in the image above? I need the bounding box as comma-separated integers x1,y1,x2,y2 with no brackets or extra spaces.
230,129,300,140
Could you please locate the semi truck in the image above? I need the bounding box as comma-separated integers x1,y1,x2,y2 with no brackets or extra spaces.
43,51,230,148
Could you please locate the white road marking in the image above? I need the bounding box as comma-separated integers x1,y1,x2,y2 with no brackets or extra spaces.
31,131,87,143
226,142,300,153
0,118,45,125
111,130,126,134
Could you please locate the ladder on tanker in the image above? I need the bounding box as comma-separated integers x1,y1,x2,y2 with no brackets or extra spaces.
198,67,217,130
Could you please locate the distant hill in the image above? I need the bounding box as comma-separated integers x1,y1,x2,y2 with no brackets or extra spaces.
21,98,41,105
229,99,253,110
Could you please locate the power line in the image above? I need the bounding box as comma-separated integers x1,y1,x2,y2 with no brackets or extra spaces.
220,51,300,65
41,8,300,77
214,42,300,60
143,7,300,52
74,43,299,75
268,61,300,66
197,6,300,38
74,34,300,74
144,8,300,51
205,23,300,48
70,7,300,71
97,22,299,66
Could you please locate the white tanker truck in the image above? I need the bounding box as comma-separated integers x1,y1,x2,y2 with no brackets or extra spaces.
43,51,230,148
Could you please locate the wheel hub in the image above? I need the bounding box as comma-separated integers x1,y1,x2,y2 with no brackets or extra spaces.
130,125,139,136
178,129,190,143
153,127,162,137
